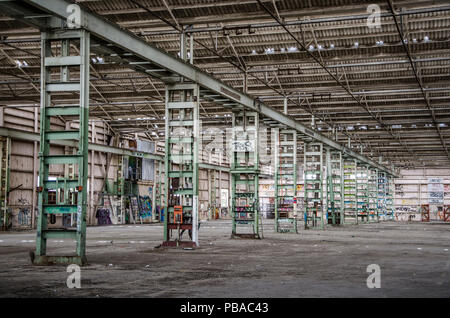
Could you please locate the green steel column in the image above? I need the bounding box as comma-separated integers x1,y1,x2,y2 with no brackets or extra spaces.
274,128,279,232
230,111,260,239
378,171,387,221
151,161,157,223
329,151,344,225
33,29,90,266
192,84,199,245
117,155,125,224
340,155,344,224
293,132,298,233
274,129,298,233
368,168,378,222
0,137,10,230
343,158,357,225
254,173,260,236
163,86,170,242
328,151,344,225
230,112,237,236
356,163,369,224
76,31,90,260
304,142,324,229
35,31,50,258
386,174,394,220
158,160,162,220
231,174,237,235
326,148,332,225
209,169,216,220
163,83,199,247
253,114,259,237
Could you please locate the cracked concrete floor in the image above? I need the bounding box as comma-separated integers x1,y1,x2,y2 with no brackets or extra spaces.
0,220,449,297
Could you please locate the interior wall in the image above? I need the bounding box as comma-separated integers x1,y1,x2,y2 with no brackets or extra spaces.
1,106,119,228
7,106,448,227
2,105,232,227
394,167,450,221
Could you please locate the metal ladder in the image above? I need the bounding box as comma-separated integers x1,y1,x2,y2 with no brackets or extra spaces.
31,29,90,266
0,136,10,230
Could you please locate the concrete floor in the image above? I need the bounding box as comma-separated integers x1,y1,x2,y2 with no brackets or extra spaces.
0,220,449,297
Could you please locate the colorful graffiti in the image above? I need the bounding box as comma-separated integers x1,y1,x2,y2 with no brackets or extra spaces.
139,196,152,220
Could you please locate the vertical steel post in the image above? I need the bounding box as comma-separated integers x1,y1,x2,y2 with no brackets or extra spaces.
0,137,10,230
304,142,324,229
32,29,90,265
378,171,387,220
356,163,369,223
163,83,199,247
368,167,379,222
328,150,344,225
326,148,332,224
343,157,357,225
274,128,279,232
230,111,261,239
274,128,298,233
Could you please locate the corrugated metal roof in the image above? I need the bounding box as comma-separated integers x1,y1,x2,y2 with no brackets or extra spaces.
0,0,449,166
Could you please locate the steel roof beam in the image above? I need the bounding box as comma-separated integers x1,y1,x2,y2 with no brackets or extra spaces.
387,0,450,161
2,0,397,176
256,0,416,168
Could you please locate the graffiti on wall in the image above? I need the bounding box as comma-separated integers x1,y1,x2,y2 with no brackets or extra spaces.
139,196,152,220
428,178,444,204
395,184,404,197
444,184,450,198
17,207,31,226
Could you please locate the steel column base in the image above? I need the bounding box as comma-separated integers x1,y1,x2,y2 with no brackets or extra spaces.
30,251,87,266
230,233,260,239
276,218,298,233
277,229,298,233
161,241,197,248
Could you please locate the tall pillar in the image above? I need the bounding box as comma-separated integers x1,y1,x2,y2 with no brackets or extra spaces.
230,110,261,239
343,157,357,225
163,83,199,247
274,128,298,233
378,171,387,220
327,149,344,225
304,142,324,229
32,29,90,265
356,163,369,223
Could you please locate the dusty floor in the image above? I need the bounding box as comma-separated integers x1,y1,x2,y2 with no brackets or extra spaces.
0,219,449,297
